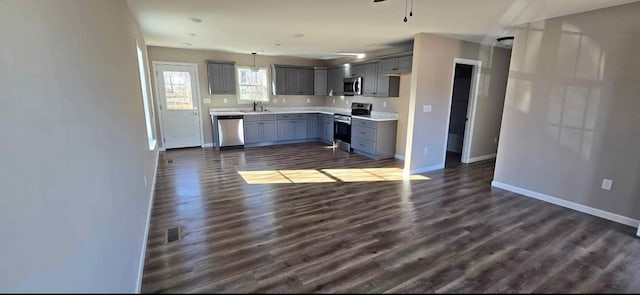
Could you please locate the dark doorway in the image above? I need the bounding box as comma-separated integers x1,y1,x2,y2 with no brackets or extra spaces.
446,64,473,167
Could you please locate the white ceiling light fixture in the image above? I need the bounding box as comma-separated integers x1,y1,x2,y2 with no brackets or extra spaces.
335,52,366,59
496,36,514,48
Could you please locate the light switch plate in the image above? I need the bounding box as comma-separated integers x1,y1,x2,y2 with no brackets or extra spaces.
601,179,613,190
282,98,286,103
423,105,432,113
307,98,310,103
333,98,336,104
383,101,387,108
223,98,228,104
203,98,211,104
273,98,278,104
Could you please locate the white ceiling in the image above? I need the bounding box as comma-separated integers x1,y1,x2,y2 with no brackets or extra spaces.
127,0,638,59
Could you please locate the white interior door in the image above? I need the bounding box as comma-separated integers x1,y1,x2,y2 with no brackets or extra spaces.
155,63,201,149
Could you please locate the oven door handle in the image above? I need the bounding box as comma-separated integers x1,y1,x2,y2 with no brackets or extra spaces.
335,119,351,125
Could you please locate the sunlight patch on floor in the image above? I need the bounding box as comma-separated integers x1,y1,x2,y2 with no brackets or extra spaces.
238,168,429,184
322,168,430,182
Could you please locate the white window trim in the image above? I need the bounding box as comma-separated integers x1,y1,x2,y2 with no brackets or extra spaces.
136,41,156,150
236,66,270,104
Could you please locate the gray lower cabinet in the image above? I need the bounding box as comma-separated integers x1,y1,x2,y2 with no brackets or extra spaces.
244,122,262,144
307,114,319,138
262,121,277,141
351,118,397,160
277,114,308,141
319,114,334,143
243,116,278,143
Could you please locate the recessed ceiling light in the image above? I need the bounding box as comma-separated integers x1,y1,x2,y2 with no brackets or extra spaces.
190,17,202,23
293,33,304,38
184,43,192,46
189,33,196,36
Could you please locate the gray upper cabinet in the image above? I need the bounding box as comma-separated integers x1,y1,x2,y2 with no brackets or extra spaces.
362,63,379,96
314,68,327,96
347,64,364,78
327,67,344,96
285,68,300,95
300,68,314,95
207,61,236,94
273,66,287,95
397,55,413,72
379,55,413,74
274,66,315,95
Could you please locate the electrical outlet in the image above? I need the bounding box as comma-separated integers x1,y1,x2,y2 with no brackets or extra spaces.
223,98,228,104
423,105,432,113
203,98,211,104
346,99,350,105
383,101,387,108
273,98,278,104
306,98,310,103
601,179,613,191
282,98,286,103
143,176,147,188
494,137,498,144
423,147,428,155
333,98,336,104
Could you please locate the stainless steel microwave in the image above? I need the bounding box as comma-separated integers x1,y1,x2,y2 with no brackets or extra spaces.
343,77,362,96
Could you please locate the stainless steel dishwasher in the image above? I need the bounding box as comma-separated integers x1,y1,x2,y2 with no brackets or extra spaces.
216,115,244,148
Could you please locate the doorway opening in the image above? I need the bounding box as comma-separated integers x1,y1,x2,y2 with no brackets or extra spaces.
445,60,479,167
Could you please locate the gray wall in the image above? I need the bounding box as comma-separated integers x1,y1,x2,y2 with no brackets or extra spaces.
146,46,328,146
405,33,511,171
494,2,640,220
0,0,157,291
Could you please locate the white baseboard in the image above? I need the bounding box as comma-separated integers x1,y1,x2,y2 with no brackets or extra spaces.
394,154,405,161
467,153,496,163
136,149,159,293
491,181,640,228
411,164,445,174
201,143,214,148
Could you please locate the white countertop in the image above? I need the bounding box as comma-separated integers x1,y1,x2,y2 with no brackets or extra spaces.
209,107,399,122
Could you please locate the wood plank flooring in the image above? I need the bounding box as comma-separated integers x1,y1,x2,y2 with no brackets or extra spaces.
141,142,640,293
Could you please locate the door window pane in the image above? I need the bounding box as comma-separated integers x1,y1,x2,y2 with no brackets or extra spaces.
163,71,193,110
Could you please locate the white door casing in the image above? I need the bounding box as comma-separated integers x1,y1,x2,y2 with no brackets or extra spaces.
444,58,482,164
153,62,203,149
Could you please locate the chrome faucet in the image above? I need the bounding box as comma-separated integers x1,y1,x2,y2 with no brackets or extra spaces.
253,101,264,112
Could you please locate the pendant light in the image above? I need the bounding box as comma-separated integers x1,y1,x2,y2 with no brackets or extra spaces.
251,52,258,72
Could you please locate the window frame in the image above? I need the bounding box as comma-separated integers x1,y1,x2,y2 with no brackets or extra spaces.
236,66,270,104
136,41,156,150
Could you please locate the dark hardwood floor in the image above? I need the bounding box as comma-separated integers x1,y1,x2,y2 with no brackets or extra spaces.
141,142,640,293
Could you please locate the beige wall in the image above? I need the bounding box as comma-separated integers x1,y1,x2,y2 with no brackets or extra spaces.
494,2,640,220
0,0,157,292
405,33,511,171
146,46,328,146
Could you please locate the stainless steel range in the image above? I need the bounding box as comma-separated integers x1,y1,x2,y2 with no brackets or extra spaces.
333,102,372,152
